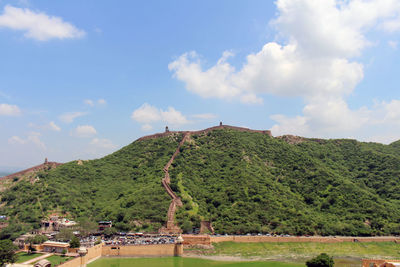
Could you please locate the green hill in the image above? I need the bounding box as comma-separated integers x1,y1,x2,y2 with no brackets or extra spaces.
1,128,400,238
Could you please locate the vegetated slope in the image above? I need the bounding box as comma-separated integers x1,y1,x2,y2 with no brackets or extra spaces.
0,134,182,239
1,128,400,238
169,130,400,236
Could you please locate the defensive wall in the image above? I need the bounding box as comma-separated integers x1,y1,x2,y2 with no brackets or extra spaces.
137,124,272,142
58,243,102,267
57,243,183,267
101,243,182,257
0,160,62,180
182,235,211,246
210,235,400,243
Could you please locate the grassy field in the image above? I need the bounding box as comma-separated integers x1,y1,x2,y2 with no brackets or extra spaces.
88,257,303,267
209,241,400,261
39,255,73,266
15,252,42,263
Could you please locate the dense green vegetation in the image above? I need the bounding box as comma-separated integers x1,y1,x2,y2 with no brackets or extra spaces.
0,239,17,266
170,130,400,235
0,135,181,237
1,128,400,236
306,253,334,267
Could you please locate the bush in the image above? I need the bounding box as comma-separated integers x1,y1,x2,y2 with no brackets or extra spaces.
69,236,80,248
306,253,334,267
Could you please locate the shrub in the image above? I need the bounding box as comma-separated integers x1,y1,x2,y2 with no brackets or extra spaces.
306,253,334,267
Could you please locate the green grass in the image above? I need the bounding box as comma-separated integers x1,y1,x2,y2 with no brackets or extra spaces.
88,257,302,267
210,241,400,260
15,252,42,263
41,255,73,266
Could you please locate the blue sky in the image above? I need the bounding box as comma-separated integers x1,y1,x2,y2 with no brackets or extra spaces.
1,0,400,170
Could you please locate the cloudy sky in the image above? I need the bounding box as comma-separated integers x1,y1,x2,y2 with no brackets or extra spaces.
1,0,400,170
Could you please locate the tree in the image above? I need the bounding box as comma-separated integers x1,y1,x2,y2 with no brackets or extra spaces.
103,227,117,236
306,253,335,267
78,219,97,237
56,228,74,242
69,236,80,248
0,239,17,266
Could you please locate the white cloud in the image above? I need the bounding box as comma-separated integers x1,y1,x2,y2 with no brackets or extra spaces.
8,135,26,145
240,93,264,105
84,99,106,107
59,111,86,123
168,1,399,100
131,103,161,124
131,103,189,131
71,125,97,138
271,97,370,137
48,121,61,132
98,99,106,105
0,5,85,41
84,99,94,107
169,0,400,142
90,138,117,149
141,124,153,131
169,51,240,100
161,107,189,125
192,113,217,120
8,132,46,149
270,98,400,144
388,40,398,49
0,103,21,116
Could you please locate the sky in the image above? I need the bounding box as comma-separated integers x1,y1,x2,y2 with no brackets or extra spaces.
1,0,400,170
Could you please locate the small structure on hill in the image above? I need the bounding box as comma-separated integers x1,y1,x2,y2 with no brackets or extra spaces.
41,217,77,232
42,241,70,253
34,259,51,267
165,126,169,132
98,221,112,231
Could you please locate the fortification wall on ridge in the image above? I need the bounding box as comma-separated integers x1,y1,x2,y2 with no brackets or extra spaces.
0,161,62,180
137,124,272,142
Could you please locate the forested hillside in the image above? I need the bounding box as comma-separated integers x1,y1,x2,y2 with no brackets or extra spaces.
1,128,400,238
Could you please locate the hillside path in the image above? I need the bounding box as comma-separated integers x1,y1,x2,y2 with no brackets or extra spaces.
159,132,190,233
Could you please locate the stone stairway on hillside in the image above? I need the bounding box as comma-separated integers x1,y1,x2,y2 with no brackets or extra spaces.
159,133,189,234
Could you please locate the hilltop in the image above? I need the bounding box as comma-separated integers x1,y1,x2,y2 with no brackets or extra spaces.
1,124,400,238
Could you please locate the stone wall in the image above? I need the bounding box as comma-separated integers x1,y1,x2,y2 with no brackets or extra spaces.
210,236,400,243
1,161,62,180
58,243,102,267
102,244,180,257
182,235,211,246
137,124,272,142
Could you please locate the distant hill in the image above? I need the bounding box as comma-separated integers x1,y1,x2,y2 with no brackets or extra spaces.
1,126,400,238
0,172,10,178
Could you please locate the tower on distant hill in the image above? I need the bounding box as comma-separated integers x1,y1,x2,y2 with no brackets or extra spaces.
165,126,170,132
